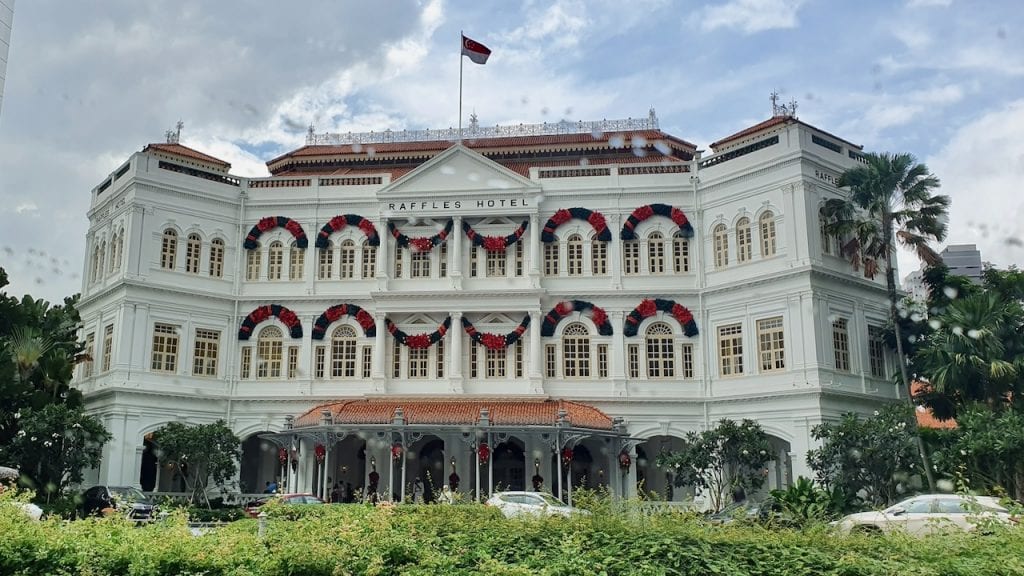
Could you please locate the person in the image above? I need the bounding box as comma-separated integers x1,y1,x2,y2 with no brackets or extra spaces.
439,484,454,504
344,482,354,503
413,477,424,504
330,483,340,503
263,480,276,494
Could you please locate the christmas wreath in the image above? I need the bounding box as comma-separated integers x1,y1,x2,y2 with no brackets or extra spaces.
461,315,531,350
462,219,529,252
391,443,403,461
244,216,309,250
386,317,451,348
278,448,287,465
561,447,574,466
238,304,303,340
618,452,632,470
315,214,380,248
315,444,326,463
540,300,613,337
623,298,698,337
541,207,612,242
620,203,694,240
388,219,454,252
311,303,376,339
477,443,491,464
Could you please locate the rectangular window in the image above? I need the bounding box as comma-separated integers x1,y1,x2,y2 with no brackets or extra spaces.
209,241,224,278
486,249,506,277
240,347,252,379
868,326,886,378
649,238,665,274
628,344,640,379
192,329,220,377
515,342,524,378
151,324,178,372
101,324,114,372
436,339,445,378
392,340,402,378
567,241,583,276
408,347,428,378
470,341,479,378
290,248,304,280
592,241,608,275
486,346,506,378
623,241,640,275
515,240,524,277
598,344,609,378
681,343,694,379
411,250,430,278
674,238,690,273
83,333,95,377
362,245,376,278
339,246,355,279
318,248,333,279
833,318,850,371
268,247,283,280
315,346,326,379
757,317,786,372
394,248,404,278
544,244,559,276
469,246,478,277
288,347,299,379
362,346,372,379
331,339,357,378
246,250,260,281
718,323,743,376
545,344,557,378
563,337,590,378
439,243,448,278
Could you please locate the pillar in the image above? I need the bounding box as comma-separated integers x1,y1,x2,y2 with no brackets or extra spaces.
529,310,543,378
373,312,386,388
451,216,463,287
376,216,390,291
529,213,541,286
450,312,464,392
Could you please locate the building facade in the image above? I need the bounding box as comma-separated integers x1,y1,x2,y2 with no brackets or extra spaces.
75,111,899,503
0,0,13,119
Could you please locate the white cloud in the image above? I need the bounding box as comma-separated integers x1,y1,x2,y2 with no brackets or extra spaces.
906,0,952,7
698,0,807,34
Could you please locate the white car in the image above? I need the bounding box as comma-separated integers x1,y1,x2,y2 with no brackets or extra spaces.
834,494,1016,535
485,491,587,518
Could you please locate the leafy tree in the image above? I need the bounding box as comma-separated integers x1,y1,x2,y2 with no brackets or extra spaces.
656,419,772,512
929,407,1024,501
7,404,110,501
807,405,920,507
150,420,241,507
823,152,950,490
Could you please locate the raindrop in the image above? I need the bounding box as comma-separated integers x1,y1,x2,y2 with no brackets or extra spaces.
653,140,671,155
952,326,964,336
966,329,981,339
591,128,604,140
540,107,549,116
608,135,625,148
827,313,838,324
365,146,376,157
579,158,590,166
467,172,480,182
1005,237,1023,247
937,479,955,492
352,143,362,153
907,334,917,343
406,217,419,226
996,27,1007,39
631,136,648,148
928,319,942,330
942,286,959,300
440,166,456,175
910,312,923,323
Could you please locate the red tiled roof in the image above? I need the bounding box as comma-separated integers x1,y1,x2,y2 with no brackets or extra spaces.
143,143,231,168
912,381,957,429
294,399,615,430
709,116,863,152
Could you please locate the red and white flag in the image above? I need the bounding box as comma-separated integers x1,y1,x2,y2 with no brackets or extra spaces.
461,34,491,65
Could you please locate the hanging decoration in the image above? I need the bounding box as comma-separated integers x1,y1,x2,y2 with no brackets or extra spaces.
449,472,460,490
311,303,376,339
532,474,544,491
623,298,699,337
290,447,299,472
391,443,403,461
388,219,454,252
477,443,491,464
618,452,632,471
386,317,451,348
541,207,612,242
540,300,613,337
619,203,694,240
561,447,574,466
243,216,308,250
461,315,531,350
278,448,288,465
462,219,529,252
238,304,303,340
315,214,380,248
315,444,326,463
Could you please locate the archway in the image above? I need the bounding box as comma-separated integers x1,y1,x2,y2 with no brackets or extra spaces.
492,438,525,491
635,435,688,502
761,435,793,496
139,438,157,492
331,435,367,502
410,437,446,502
240,432,279,495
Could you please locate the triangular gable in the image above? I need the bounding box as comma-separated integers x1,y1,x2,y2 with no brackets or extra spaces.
378,144,539,197
478,313,517,325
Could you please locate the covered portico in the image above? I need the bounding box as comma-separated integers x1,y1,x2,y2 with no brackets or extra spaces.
260,399,636,504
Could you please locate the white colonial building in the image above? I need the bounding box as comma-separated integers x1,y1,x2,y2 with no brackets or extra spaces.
75,109,898,503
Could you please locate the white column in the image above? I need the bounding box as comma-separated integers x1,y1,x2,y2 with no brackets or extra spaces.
376,216,389,290
529,310,542,377
611,310,627,382
608,213,622,289
451,216,463,281
373,312,386,382
450,312,464,392
529,213,541,287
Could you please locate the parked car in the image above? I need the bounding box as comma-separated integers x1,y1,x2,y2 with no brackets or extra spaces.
244,493,325,518
485,491,588,518
80,485,156,521
833,494,1015,535
707,498,785,526
0,466,42,521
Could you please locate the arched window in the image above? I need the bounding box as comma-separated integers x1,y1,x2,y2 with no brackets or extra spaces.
736,218,752,263
362,241,376,278
256,326,283,379
108,231,119,274
246,246,261,281
185,234,202,274
340,240,356,279
290,242,304,280
760,211,776,257
592,239,608,275
90,245,100,283
562,322,591,378
673,233,689,273
97,241,106,281
209,238,225,277
331,325,358,378
648,231,666,274
713,224,728,269
160,229,177,270
267,241,284,280
567,234,584,276
318,241,334,279
114,228,124,272
645,322,675,378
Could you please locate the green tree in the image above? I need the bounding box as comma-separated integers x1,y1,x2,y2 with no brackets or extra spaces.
656,419,772,512
823,152,950,490
929,407,1024,501
807,405,920,507
7,404,110,502
150,420,241,507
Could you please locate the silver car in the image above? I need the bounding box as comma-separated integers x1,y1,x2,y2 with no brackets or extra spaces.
485,491,587,518
834,494,1015,535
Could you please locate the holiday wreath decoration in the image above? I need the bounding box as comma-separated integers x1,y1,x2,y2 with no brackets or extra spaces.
541,207,612,242
315,444,326,463
243,216,308,250
388,219,454,252
311,303,376,340
623,298,698,337
618,452,632,471
540,300,613,337
477,443,491,464
561,447,574,466
386,317,451,348
238,304,303,339
461,315,531,350
278,448,288,465
619,203,694,240
391,443,403,461
315,214,380,248
462,219,529,252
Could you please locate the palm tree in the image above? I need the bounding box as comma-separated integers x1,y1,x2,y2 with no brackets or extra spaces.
823,152,950,491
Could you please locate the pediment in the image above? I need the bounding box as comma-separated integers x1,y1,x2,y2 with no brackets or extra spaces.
478,313,517,325
378,144,539,197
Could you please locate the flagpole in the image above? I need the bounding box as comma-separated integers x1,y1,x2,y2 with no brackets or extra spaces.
458,31,464,142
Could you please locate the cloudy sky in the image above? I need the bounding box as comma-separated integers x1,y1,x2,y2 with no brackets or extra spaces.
0,0,1021,302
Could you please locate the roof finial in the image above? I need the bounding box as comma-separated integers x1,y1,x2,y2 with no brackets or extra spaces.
306,123,316,145
166,120,183,144
469,111,479,132
771,92,797,118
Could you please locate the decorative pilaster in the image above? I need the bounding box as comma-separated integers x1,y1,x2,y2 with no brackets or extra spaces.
450,312,464,393
372,312,386,392
376,215,390,291
611,310,627,396
529,310,543,390
608,213,622,289
529,213,541,287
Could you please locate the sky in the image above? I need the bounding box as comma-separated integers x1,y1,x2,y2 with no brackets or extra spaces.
0,0,1021,303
